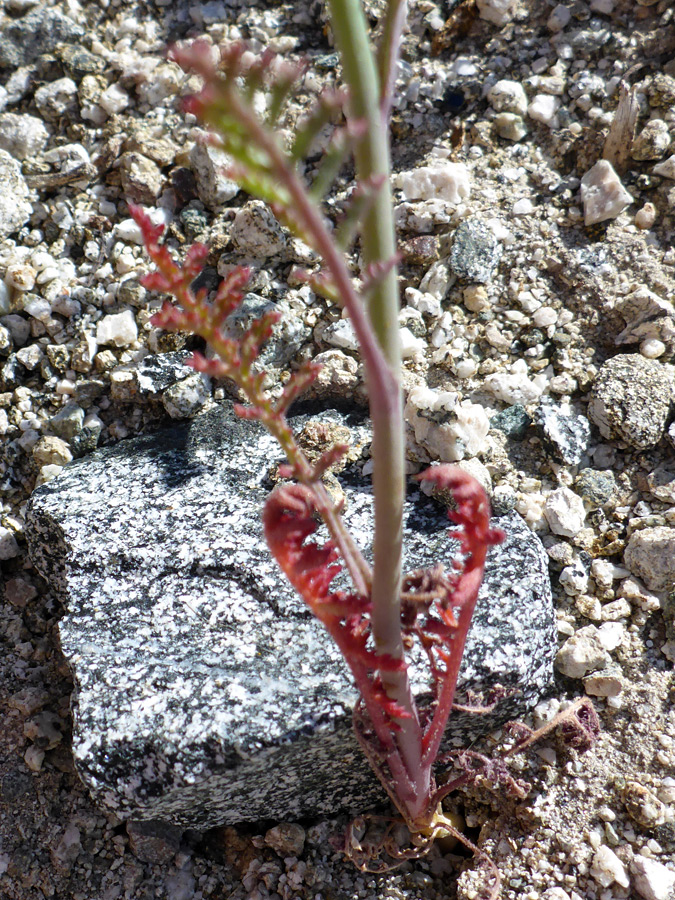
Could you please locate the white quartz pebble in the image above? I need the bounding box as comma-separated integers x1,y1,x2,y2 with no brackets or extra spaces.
96,310,138,347
396,162,470,204
580,160,633,225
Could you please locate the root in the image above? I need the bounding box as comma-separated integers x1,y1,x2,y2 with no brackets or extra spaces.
342,805,501,898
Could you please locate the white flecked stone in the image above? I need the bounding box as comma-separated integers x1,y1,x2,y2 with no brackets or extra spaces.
25,404,556,825
580,160,633,225
488,79,528,116
544,486,585,537
96,310,138,347
590,845,630,889
395,162,470,204
631,855,675,900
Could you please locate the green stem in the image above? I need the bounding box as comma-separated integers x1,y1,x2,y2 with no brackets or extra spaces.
327,0,422,809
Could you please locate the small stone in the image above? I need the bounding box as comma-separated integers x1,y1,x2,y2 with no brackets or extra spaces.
0,526,20,560
587,354,674,449
556,625,609,679
24,745,45,772
162,372,211,419
4,576,37,608
34,77,78,120
399,326,426,358
118,152,164,205
653,155,675,179
15,344,43,371
583,667,623,697
97,83,129,117
127,820,182,866
463,285,490,312
630,855,675,900
189,141,239,207
513,198,535,215
50,823,82,875
230,200,287,258
544,487,586,537
96,310,138,347
49,403,85,441
535,400,591,466
0,112,48,160
449,218,502,283
35,464,63,487
631,119,671,162
635,203,657,230
5,263,37,291
484,367,543,405
580,160,633,225
640,338,666,359
33,436,73,467
0,149,31,239
547,4,571,31
396,162,470,204
575,469,617,509
615,286,675,347
527,94,560,128
323,318,358,351
405,386,490,462
494,112,528,141
488,80,528,116
624,526,675,591
0,8,84,69
303,349,359,401
490,405,531,441
622,781,667,829
590,845,629,889
264,823,306,857
476,0,516,25
560,558,589,596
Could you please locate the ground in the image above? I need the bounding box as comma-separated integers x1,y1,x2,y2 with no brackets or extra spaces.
1,0,674,898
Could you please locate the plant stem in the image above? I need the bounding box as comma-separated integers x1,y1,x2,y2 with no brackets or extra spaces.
327,0,424,814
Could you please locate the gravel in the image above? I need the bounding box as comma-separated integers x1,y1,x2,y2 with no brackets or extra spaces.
1,0,675,898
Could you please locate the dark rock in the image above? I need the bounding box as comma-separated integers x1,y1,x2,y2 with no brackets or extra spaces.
575,468,618,509
127,820,183,866
449,219,502,284
490,405,531,441
535,399,591,466
587,354,675,450
0,9,84,69
25,403,556,828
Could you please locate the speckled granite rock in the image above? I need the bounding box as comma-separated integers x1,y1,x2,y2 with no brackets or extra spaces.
25,403,556,829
